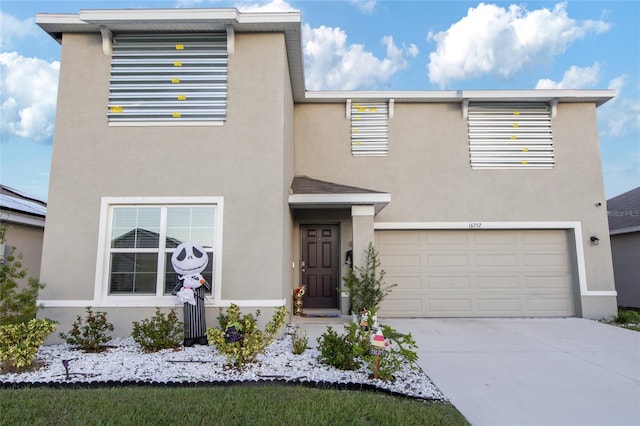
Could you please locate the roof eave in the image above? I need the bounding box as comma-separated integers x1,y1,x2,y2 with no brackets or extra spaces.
288,193,391,214
302,89,616,107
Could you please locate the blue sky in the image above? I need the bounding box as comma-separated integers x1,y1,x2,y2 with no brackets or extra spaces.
1,0,638,200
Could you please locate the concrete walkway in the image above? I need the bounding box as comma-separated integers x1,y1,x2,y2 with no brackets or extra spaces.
295,316,640,426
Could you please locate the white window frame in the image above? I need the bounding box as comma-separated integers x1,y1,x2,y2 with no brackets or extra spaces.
94,196,224,307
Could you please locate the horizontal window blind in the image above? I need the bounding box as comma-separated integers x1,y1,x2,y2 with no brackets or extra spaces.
351,102,388,156
468,103,553,169
108,33,227,124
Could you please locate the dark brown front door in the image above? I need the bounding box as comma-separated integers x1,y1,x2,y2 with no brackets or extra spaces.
301,225,339,309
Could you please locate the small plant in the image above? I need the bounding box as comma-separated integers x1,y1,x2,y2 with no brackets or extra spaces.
342,243,396,315
59,307,114,352
0,225,46,326
614,308,640,331
132,308,183,352
291,328,309,355
207,304,288,368
316,319,419,381
316,323,368,370
0,318,57,372
362,324,419,381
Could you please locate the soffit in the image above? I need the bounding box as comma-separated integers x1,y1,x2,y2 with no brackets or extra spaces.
289,176,390,214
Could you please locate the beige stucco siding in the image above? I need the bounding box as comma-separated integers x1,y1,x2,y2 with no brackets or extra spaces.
294,101,616,313
40,33,293,306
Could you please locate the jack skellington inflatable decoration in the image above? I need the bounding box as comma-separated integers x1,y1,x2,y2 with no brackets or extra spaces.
171,241,211,346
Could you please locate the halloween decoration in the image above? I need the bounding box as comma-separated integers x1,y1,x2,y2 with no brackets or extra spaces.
370,329,388,379
293,286,306,316
171,242,211,347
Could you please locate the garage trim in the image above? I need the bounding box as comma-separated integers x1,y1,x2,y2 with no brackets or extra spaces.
374,221,616,298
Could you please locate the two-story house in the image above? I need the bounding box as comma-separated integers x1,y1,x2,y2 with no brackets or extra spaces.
36,8,617,337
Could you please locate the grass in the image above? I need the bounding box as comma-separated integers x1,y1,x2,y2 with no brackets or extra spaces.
613,307,640,332
0,384,469,425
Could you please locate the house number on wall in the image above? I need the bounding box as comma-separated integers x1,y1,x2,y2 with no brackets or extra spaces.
469,222,482,229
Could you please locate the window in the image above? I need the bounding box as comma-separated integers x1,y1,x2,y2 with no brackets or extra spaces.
468,102,554,169
350,102,389,156
108,33,227,125
97,197,223,303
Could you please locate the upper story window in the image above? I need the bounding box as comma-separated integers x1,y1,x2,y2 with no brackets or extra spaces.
468,102,554,169
108,33,227,126
350,101,389,156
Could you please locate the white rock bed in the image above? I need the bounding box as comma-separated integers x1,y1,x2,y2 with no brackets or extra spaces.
0,333,445,401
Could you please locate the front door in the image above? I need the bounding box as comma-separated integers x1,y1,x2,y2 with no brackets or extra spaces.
301,225,339,309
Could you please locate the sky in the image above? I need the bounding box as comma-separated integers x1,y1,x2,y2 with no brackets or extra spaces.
1,0,638,201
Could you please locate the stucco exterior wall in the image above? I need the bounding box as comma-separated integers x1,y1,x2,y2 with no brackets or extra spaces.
39,32,293,322
1,222,44,285
294,101,616,315
611,232,640,308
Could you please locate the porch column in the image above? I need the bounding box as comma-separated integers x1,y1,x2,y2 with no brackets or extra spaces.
351,205,375,269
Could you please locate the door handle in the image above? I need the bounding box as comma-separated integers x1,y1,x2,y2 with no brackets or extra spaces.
301,260,306,272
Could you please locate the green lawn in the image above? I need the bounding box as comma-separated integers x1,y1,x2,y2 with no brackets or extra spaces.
1,384,469,425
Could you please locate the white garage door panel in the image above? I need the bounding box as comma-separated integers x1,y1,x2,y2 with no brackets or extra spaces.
376,230,575,317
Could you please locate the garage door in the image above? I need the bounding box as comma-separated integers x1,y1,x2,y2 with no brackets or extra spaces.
376,229,575,317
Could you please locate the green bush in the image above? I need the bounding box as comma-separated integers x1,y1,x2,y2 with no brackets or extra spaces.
207,304,288,368
316,321,419,381
59,307,114,352
362,325,419,381
132,308,183,352
0,225,46,325
0,318,57,372
291,328,309,355
316,323,367,370
342,243,396,314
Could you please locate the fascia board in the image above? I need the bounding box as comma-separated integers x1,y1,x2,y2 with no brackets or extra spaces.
302,89,616,106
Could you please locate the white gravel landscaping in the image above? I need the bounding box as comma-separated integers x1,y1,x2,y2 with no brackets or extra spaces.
0,325,445,401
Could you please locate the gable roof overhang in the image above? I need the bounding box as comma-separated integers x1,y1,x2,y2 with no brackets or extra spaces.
289,176,390,214
36,8,305,102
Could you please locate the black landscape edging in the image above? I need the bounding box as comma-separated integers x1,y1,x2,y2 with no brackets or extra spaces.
0,377,440,401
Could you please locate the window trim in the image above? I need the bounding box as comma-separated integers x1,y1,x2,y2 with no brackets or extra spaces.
94,196,224,306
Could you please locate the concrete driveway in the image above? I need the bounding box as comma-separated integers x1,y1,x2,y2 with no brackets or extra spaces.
382,317,640,426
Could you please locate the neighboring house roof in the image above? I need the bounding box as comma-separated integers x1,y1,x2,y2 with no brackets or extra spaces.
289,176,390,213
35,8,616,107
0,184,47,227
608,187,640,235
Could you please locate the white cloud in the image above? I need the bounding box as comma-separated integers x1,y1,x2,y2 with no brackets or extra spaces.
0,13,38,50
233,0,298,12
302,24,417,90
0,52,59,142
535,63,601,89
427,2,611,88
349,0,377,15
597,75,640,137
174,0,297,11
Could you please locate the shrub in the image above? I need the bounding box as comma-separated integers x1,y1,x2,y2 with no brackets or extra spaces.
0,318,57,372
362,324,419,381
0,225,46,325
316,323,367,370
59,307,114,352
342,243,396,315
207,304,288,368
132,308,183,352
291,328,308,355
316,321,419,381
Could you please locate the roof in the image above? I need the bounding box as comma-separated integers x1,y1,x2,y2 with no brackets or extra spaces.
608,187,640,235
0,184,47,228
289,176,390,213
36,8,615,107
